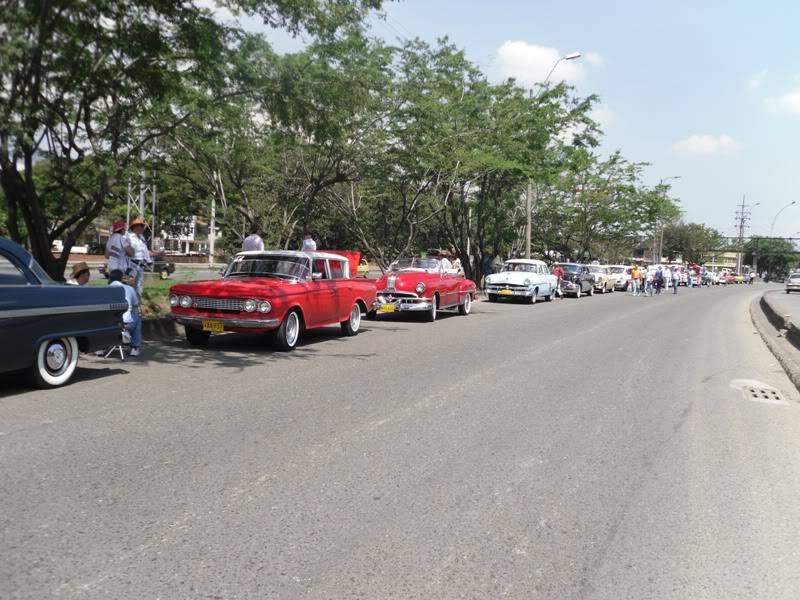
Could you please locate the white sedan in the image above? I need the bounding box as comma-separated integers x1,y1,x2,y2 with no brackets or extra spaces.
486,259,558,304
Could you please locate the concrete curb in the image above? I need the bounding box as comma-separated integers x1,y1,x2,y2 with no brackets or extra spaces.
141,317,181,341
750,294,800,392
760,290,800,349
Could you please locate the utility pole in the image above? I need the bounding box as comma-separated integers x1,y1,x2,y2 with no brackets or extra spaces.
525,180,532,259
734,195,758,273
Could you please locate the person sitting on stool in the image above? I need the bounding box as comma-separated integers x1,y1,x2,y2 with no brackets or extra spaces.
109,269,142,357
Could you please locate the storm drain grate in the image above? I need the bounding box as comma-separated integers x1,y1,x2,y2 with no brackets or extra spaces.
729,379,791,405
749,387,784,402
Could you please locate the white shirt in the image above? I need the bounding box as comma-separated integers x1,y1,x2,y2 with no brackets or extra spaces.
243,234,264,252
106,232,131,272
440,257,453,271
110,280,139,323
127,232,151,263
301,238,317,252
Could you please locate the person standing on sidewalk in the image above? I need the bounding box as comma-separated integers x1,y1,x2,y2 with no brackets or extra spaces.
673,271,679,294
105,219,133,275
127,218,151,298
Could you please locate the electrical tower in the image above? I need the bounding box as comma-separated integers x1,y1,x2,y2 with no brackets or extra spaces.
734,195,755,273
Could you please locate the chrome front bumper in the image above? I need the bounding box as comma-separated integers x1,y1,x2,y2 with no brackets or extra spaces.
170,314,280,329
486,285,532,297
374,294,433,312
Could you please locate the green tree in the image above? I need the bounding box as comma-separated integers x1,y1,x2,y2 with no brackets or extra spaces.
745,237,798,276
0,0,384,278
662,222,724,264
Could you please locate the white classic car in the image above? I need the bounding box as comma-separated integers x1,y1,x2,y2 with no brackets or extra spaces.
485,259,557,303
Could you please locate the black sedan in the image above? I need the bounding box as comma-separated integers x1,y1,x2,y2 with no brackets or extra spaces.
99,256,176,280
0,237,127,388
556,263,596,298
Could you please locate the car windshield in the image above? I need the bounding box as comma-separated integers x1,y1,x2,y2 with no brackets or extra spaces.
27,255,56,284
558,264,581,274
588,267,605,274
503,262,536,273
390,258,441,272
790,273,800,279
225,254,311,280
610,267,625,274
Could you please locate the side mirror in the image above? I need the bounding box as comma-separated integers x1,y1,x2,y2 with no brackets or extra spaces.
312,272,323,280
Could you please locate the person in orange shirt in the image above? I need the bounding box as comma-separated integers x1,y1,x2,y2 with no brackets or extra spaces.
630,265,640,296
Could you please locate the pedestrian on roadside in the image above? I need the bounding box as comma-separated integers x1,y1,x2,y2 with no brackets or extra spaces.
553,263,565,298
108,269,142,357
242,223,264,252
66,262,91,286
105,219,133,275
644,269,654,296
301,231,317,253
630,265,640,296
655,266,664,294
673,271,679,294
127,218,151,298
664,266,672,291
687,266,694,288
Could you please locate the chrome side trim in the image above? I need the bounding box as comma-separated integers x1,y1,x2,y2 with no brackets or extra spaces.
0,303,121,320
170,314,280,329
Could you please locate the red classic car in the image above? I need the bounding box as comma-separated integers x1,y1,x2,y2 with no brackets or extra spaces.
169,251,377,351
373,257,477,321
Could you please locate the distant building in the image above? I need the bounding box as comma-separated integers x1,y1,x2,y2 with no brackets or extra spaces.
704,251,737,270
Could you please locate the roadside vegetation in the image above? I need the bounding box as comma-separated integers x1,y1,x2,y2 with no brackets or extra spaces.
1,0,728,283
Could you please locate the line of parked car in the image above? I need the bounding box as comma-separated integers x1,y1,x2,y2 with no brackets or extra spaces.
0,234,754,389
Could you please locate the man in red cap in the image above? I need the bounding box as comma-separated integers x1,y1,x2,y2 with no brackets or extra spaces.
105,219,133,275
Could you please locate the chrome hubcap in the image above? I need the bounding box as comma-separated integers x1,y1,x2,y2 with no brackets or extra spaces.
350,305,360,330
45,342,67,371
465,295,471,312
286,313,299,346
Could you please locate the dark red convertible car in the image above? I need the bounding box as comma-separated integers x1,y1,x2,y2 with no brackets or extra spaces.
373,257,477,322
169,251,377,351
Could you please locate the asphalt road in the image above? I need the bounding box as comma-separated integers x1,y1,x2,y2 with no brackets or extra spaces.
3,284,800,599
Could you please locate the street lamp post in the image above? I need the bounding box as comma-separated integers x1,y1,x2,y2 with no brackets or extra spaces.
770,201,797,237
654,176,680,264
526,51,581,259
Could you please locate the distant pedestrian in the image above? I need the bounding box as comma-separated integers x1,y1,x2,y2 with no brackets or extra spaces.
242,223,264,252
673,272,679,294
553,263,565,298
655,266,664,294
664,267,673,291
630,265,640,296
66,262,91,286
301,231,317,253
644,269,654,296
687,266,694,288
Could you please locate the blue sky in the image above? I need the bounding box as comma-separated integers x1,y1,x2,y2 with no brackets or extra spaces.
231,0,800,239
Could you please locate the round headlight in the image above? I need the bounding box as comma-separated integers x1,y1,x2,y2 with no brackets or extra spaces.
244,299,257,312
524,278,531,286
179,295,192,308
415,282,426,294
169,294,179,307
259,301,272,313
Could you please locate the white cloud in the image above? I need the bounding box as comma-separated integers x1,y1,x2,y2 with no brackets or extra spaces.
495,41,590,87
767,89,800,114
672,134,743,155
585,52,605,66
748,68,768,89
591,107,613,129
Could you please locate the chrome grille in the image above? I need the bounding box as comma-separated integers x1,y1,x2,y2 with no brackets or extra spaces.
377,291,416,298
192,297,246,312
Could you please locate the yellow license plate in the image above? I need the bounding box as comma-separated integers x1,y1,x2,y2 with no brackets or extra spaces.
499,289,513,295
202,319,224,332
378,304,396,313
